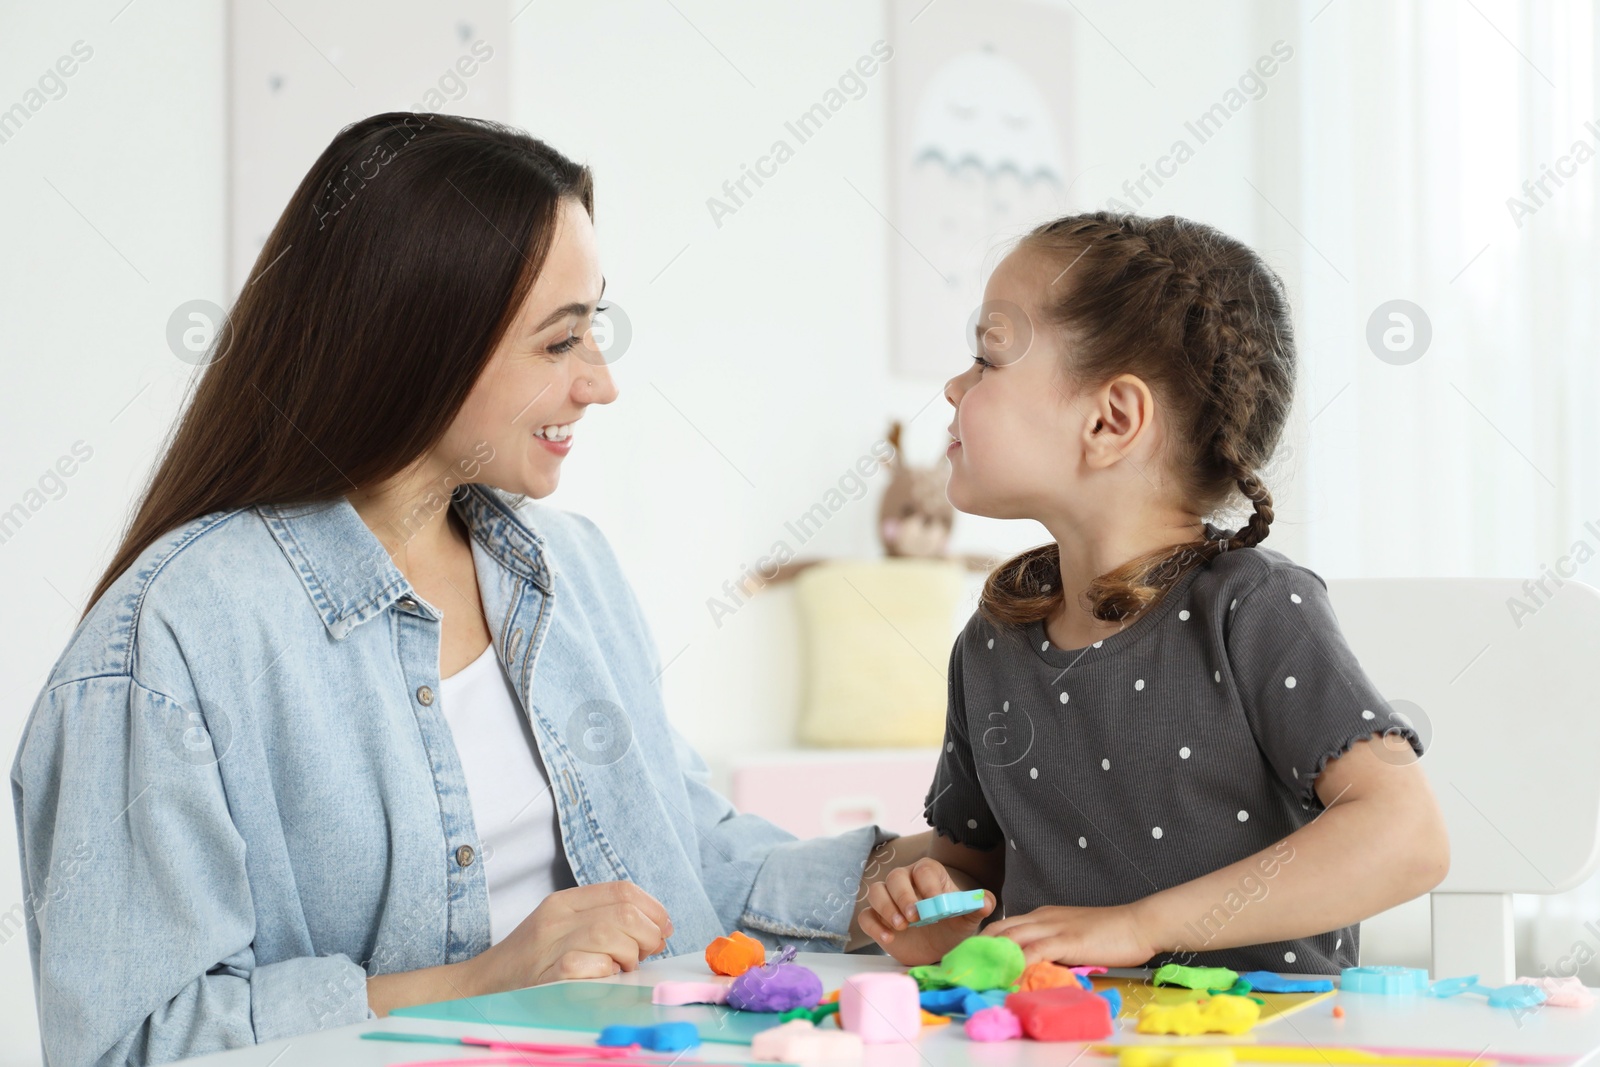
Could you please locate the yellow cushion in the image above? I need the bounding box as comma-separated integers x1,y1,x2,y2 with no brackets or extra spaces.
794,559,964,747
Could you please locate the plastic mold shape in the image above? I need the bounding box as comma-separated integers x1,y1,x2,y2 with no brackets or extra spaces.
1427,974,1548,1010
1339,966,1431,996
911,889,987,926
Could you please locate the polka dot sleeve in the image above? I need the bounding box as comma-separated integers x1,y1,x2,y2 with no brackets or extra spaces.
1225,563,1423,810
922,626,1005,850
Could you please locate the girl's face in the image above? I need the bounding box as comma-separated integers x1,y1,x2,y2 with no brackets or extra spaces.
437,197,617,499
944,244,1088,520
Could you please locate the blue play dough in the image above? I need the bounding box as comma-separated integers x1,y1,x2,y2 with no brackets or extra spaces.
919,987,975,1014
1239,970,1335,994
911,889,987,927
1096,987,1123,1015
918,986,1007,1016
597,1021,701,1052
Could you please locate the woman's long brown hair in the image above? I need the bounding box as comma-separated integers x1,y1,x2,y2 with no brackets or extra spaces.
980,211,1297,631
82,112,593,619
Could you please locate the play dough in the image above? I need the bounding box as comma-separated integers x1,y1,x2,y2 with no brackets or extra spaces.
1151,964,1240,992
908,935,1026,992
838,973,921,1043
964,1005,1023,1041
751,1020,863,1062
728,963,825,1012
705,931,767,976
1005,987,1114,1041
1136,995,1261,1036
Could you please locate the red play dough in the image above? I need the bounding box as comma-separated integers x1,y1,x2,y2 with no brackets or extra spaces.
1005,987,1114,1041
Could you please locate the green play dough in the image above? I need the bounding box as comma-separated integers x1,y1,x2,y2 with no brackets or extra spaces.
1151,964,1239,992
907,936,1026,992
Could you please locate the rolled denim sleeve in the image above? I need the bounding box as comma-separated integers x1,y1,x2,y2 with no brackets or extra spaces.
666,724,895,951
10,677,371,1067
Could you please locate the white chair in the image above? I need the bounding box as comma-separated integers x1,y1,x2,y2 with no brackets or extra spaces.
1327,577,1600,984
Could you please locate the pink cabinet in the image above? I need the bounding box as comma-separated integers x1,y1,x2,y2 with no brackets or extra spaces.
730,748,942,839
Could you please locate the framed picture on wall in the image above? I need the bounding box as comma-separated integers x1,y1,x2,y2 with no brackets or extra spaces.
886,0,1074,379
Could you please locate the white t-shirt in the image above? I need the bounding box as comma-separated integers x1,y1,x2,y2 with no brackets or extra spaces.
439,641,576,945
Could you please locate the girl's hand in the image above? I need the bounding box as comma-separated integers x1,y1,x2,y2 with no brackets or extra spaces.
858,857,996,966
984,904,1155,968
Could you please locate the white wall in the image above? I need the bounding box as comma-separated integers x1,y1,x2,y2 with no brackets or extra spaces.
0,1,227,1059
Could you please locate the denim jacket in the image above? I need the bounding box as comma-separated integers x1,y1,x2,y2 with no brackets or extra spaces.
11,484,889,1067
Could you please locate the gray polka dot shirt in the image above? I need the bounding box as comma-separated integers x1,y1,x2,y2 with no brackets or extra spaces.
924,525,1423,974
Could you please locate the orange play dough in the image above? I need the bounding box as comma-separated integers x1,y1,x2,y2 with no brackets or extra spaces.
705,931,767,976
1017,961,1081,991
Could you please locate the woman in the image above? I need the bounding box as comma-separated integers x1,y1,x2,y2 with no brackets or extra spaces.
11,113,924,1067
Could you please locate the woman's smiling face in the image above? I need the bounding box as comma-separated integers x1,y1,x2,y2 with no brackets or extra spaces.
436,196,618,499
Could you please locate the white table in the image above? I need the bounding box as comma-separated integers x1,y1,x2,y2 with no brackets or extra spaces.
182,953,1600,1065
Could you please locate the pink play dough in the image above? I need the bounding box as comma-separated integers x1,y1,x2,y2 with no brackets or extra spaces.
964,1005,1023,1042
652,980,732,1006
1516,976,1597,1008
838,973,921,1044
752,1019,864,1062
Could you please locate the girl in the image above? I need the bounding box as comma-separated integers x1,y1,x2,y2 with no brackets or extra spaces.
10,113,921,1067
860,212,1450,973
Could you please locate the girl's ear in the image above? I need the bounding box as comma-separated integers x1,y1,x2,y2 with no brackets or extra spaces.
1083,373,1156,470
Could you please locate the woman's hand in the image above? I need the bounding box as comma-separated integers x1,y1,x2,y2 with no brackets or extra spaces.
985,904,1154,968
465,881,673,993
858,857,996,966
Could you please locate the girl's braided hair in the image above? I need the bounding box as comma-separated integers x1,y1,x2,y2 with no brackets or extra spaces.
979,211,1296,630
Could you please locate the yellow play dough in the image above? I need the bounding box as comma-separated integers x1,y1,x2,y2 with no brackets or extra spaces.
1135,995,1261,1036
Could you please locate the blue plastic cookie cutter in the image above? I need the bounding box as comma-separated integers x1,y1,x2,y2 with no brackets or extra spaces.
1426,974,1548,1010
911,889,987,926
1339,966,1431,995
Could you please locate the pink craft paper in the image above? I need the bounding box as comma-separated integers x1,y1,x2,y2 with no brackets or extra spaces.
398,1057,696,1067
461,1037,638,1057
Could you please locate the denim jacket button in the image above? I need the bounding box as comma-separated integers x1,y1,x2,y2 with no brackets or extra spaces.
456,844,475,867
397,596,416,611
417,685,434,706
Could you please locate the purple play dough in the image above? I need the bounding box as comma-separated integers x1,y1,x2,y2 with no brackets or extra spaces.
726,963,824,1012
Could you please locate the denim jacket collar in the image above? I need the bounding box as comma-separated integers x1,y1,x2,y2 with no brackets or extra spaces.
257,483,553,641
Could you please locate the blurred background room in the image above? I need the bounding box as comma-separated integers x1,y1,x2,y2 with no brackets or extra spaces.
4,1,1600,1060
